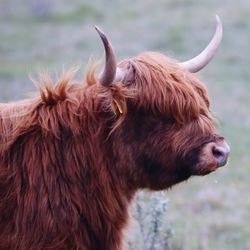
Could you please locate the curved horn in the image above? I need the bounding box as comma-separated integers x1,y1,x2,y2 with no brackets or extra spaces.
95,26,118,86
180,15,223,73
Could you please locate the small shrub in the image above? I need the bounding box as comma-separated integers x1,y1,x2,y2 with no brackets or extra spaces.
128,191,172,250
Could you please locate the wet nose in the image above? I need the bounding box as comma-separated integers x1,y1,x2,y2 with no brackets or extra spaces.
212,142,230,167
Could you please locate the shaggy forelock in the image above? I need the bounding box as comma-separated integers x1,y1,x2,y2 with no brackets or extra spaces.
118,52,213,125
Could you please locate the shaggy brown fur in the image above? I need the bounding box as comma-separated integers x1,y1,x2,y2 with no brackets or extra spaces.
0,52,223,249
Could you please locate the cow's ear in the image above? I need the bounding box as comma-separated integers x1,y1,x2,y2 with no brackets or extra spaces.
119,63,135,85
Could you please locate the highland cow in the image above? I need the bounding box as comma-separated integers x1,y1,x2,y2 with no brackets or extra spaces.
0,16,229,250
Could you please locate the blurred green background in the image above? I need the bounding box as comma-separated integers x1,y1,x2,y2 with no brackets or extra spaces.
0,0,249,249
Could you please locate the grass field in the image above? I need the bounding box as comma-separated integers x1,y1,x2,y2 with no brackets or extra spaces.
0,0,249,249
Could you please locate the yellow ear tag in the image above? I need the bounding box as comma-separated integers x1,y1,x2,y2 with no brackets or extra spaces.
114,100,123,114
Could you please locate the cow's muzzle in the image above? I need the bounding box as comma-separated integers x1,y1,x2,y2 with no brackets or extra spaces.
209,140,230,168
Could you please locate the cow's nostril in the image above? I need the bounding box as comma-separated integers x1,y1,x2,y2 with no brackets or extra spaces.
213,147,224,158
212,145,230,167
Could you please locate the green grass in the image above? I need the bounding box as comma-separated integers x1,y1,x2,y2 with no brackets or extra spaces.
0,1,249,249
